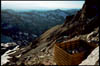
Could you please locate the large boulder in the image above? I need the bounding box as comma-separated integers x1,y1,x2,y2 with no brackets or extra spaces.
79,46,99,65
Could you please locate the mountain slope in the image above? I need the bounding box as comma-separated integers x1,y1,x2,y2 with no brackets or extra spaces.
2,0,99,65
1,9,78,45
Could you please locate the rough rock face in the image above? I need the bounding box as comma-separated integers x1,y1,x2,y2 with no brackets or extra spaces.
1,46,19,65
79,46,99,65
2,0,99,65
1,42,17,55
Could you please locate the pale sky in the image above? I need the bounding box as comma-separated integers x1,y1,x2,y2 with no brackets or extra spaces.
1,1,85,10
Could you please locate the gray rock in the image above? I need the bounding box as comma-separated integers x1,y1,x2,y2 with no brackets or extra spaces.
79,46,99,65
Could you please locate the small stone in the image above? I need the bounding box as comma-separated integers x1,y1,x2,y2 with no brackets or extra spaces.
39,56,44,58
40,48,46,52
63,36,68,38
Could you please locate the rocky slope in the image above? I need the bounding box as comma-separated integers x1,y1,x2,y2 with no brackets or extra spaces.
79,46,99,65
2,0,99,65
1,45,19,65
1,42,17,55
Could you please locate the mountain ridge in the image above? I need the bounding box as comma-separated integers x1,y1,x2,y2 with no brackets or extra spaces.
1,9,78,44
1,0,99,65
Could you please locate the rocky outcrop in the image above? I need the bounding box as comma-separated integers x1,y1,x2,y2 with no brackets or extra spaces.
1,46,19,65
1,42,17,55
79,46,99,65
2,0,99,65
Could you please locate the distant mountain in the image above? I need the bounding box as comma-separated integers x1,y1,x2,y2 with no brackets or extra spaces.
1,0,99,65
1,9,79,45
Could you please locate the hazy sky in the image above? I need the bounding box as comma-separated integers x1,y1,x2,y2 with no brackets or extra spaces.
1,1,85,10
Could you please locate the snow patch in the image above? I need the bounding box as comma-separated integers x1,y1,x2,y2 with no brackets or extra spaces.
1,46,19,65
